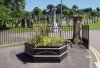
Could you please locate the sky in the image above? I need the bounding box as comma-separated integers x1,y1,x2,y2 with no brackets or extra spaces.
25,0,100,11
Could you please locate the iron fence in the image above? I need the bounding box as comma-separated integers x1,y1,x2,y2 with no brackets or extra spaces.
82,25,89,49
0,26,73,46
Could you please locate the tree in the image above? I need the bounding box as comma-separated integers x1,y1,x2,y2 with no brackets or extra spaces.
3,0,26,11
0,6,12,27
56,4,70,25
42,9,47,16
47,4,54,23
83,8,92,13
47,4,54,13
90,11,96,17
96,7,100,12
62,9,70,24
90,10,97,23
0,0,4,5
96,7,100,21
33,7,41,16
72,5,78,12
42,9,47,23
56,4,69,14
83,7,93,19
0,0,26,27
33,7,42,23
47,4,54,16
63,9,70,16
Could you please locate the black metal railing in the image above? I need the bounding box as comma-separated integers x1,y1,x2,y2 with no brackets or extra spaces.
82,25,89,49
0,26,73,46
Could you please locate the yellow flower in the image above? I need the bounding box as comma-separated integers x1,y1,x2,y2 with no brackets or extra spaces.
42,37,51,45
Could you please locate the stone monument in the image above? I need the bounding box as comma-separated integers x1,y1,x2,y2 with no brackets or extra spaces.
52,7,58,32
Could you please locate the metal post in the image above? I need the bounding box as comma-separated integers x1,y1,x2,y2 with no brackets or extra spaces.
60,0,62,38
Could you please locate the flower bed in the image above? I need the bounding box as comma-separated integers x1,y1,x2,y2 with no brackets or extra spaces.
24,26,68,62
25,43,67,62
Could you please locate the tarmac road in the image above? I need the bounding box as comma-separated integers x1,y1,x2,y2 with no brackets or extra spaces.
0,44,89,68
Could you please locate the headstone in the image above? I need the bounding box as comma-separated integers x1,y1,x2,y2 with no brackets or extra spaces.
52,7,58,32
3,20,6,27
21,16,26,28
27,17,29,27
28,16,33,28
47,15,50,23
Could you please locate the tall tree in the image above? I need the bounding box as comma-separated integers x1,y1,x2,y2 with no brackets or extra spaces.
96,7,100,12
62,9,70,24
83,7,93,18
0,6,12,27
56,4,69,14
33,7,42,23
56,4,69,25
47,4,54,14
42,9,47,23
47,4,54,23
0,0,26,27
63,9,70,16
72,5,78,12
3,0,26,11
96,7,100,21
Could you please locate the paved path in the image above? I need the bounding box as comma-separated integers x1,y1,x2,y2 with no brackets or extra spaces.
90,30,100,51
1,30,100,68
89,30,100,68
0,45,89,68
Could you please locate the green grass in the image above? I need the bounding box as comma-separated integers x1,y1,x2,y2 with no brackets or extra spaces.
6,22,50,27
89,20,100,30
1,23,73,33
3,20,100,33
1,23,51,33
7,28,36,33
62,26,73,31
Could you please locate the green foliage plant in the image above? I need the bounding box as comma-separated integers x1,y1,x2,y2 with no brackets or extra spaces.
26,35,65,48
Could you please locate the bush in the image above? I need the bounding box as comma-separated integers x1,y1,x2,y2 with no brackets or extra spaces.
26,35,65,47
39,26,51,36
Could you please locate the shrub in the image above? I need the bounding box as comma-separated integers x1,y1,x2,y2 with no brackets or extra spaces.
26,35,65,47
39,26,51,36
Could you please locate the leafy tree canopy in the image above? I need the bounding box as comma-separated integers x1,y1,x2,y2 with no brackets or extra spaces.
3,0,26,11
33,7,42,16
0,6,12,20
56,4,69,14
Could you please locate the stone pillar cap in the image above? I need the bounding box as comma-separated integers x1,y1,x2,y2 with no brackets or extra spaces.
73,14,83,18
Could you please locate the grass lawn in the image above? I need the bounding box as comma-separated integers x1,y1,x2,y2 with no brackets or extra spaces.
89,20,100,30
1,23,73,33
1,20,100,33
2,23,50,33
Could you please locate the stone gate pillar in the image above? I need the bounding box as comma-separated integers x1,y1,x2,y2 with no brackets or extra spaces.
73,14,82,40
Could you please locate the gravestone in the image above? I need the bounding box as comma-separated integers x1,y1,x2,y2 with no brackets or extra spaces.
47,15,50,23
27,17,29,27
3,20,6,27
52,7,58,32
28,16,33,28
21,16,26,28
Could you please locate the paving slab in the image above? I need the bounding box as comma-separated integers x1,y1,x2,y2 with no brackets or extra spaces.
0,45,89,68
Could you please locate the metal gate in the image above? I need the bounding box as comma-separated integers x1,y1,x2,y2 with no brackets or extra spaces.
82,25,89,49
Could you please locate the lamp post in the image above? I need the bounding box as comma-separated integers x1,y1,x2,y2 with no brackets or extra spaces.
60,0,63,38
61,0,62,25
